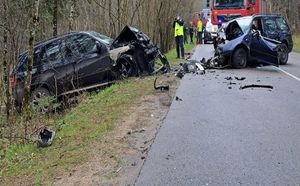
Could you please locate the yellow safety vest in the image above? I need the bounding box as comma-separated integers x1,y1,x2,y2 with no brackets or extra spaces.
197,20,203,32
174,22,184,37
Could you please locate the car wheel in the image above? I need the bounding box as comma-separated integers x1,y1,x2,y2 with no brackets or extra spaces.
118,55,138,79
231,48,247,69
278,44,288,65
30,87,52,114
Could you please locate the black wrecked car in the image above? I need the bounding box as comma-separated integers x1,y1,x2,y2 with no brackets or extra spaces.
215,15,293,68
11,26,169,107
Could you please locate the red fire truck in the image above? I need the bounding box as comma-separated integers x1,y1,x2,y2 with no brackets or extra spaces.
211,0,267,25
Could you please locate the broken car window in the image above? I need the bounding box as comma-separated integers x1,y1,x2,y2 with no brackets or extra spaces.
45,40,64,62
263,18,277,32
89,31,113,46
77,36,98,54
275,17,289,32
236,17,252,33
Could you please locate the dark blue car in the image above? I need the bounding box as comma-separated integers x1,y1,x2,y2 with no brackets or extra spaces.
216,15,293,68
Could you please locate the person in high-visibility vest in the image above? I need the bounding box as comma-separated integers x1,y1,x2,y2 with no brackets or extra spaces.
197,16,203,44
173,16,185,59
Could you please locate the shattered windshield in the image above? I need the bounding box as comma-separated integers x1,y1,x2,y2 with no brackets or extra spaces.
236,16,252,33
89,31,113,45
214,0,246,9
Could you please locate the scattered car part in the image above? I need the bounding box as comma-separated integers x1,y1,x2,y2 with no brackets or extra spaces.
225,77,233,81
175,96,183,101
37,128,56,148
195,63,205,74
235,77,246,81
240,84,274,90
175,71,184,79
154,77,169,92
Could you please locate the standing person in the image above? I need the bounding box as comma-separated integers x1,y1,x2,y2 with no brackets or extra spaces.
189,22,195,43
173,16,185,59
197,16,203,44
184,25,188,44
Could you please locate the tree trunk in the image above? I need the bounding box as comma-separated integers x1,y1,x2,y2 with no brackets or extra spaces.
22,0,40,112
53,0,58,36
69,0,76,31
2,0,11,121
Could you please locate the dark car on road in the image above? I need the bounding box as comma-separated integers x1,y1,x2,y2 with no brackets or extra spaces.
203,20,218,44
215,15,293,68
11,26,169,107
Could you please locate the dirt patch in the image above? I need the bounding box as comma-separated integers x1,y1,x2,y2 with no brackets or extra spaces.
53,75,179,186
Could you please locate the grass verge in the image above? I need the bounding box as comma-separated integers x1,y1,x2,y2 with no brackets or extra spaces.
166,42,195,66
1,78,156,185
0,43,196,185
293,35,300,53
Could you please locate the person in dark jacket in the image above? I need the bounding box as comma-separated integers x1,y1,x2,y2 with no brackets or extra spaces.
189,22,195,43
173,16,185,59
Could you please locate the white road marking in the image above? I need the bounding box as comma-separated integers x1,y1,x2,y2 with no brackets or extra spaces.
274,67,300,82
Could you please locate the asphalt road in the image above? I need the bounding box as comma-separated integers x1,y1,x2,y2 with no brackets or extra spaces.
136,44,300,186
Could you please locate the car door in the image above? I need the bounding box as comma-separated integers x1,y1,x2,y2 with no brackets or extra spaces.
70,34,112,88
249,29,279,66
40,39,76,95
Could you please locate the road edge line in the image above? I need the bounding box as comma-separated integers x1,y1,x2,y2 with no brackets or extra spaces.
274,67,300,82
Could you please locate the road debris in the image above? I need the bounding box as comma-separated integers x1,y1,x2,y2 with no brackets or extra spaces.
228,82,237,85
154,77,169,91
175,96,183,101
235,77,246,81
225,77,233,81
175,70,184,79
240,84,274,90
175,59,206,79
37,128,56,148
116,167,122,173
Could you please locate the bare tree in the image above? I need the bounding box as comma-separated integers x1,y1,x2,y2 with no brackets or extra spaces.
23,0,41,113
69,0,76,31
2,0,11,121
53,0,59,36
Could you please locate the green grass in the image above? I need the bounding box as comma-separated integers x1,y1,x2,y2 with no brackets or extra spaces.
0,44,196,184
293,35,300,53
166,43,195,66
0,78,157,185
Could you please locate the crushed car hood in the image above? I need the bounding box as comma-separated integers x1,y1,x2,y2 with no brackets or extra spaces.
111,26,152,49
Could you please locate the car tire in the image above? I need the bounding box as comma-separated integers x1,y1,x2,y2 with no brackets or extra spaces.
231,48,247,69
278,44,289,65
118,54,138,79
30,87,52,113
